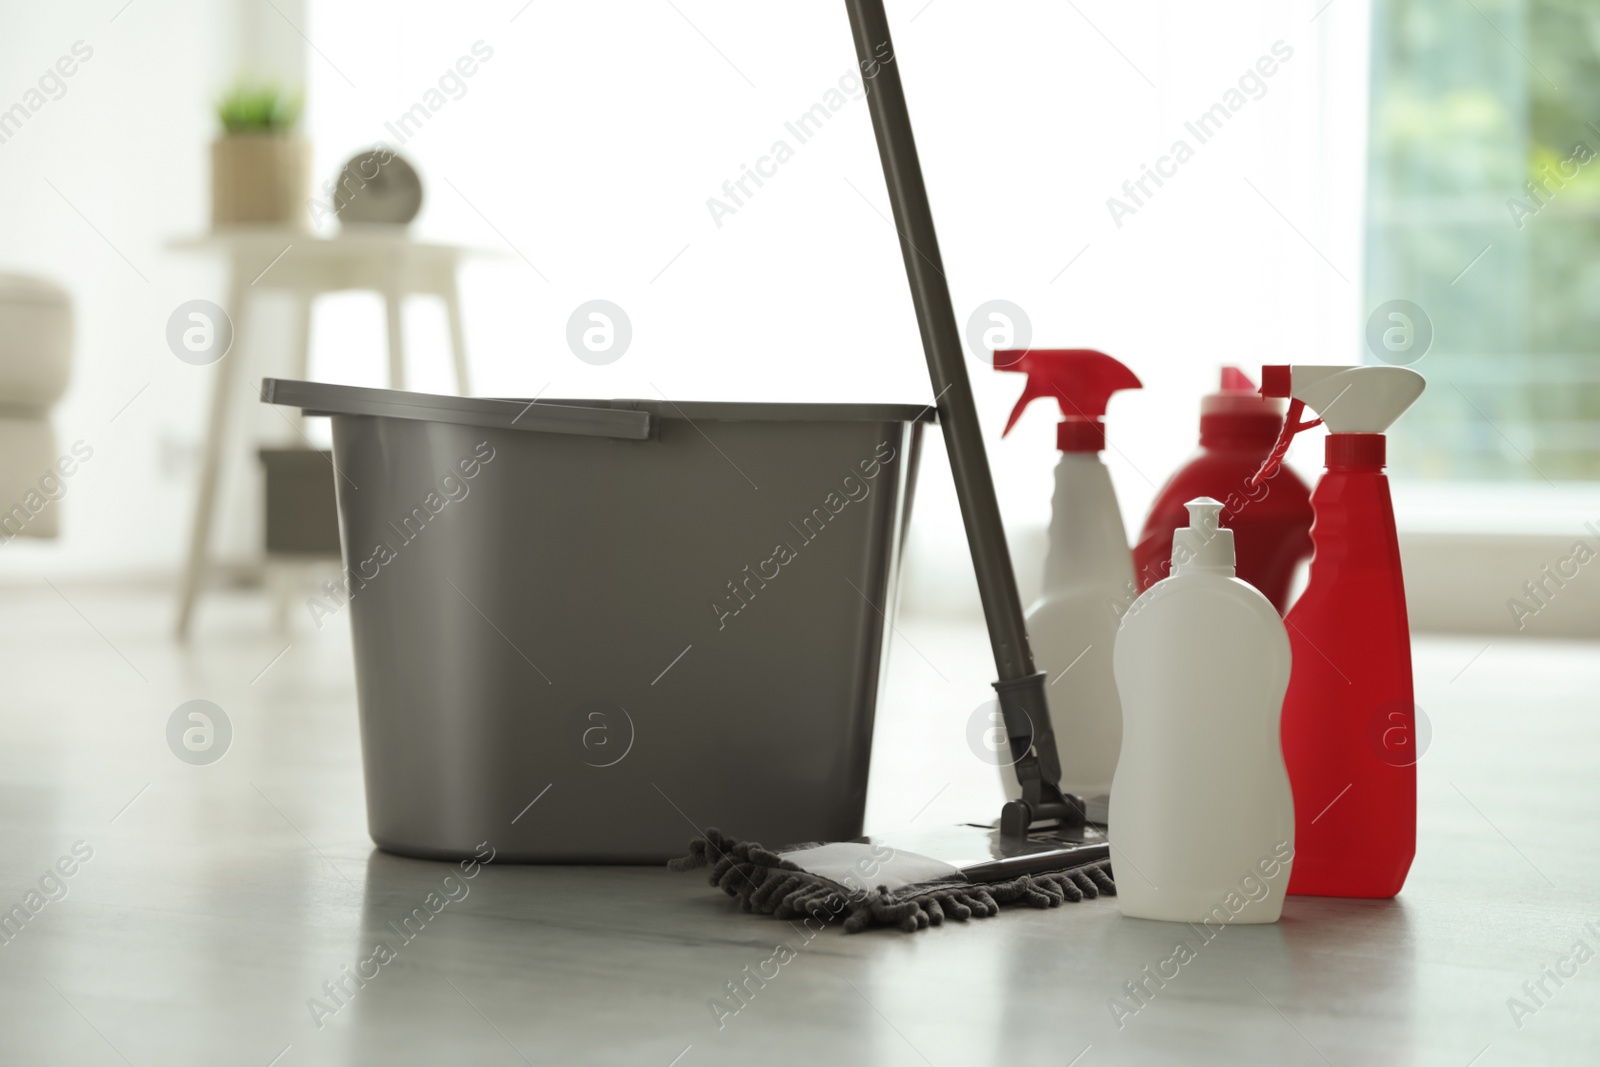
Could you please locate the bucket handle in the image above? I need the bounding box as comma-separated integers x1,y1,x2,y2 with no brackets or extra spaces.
260,378,652,440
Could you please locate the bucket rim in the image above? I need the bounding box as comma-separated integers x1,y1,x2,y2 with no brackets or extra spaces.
522,396,938,423
262,378,937,431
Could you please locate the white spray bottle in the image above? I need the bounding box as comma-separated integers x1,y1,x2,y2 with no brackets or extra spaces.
1109,498,1294,923
995,348,1140,801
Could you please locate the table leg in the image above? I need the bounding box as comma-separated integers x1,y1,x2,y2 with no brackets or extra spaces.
270,562,292,637
445,275,470,396
289,292,312,434
176,272,249,640
384,285,406,391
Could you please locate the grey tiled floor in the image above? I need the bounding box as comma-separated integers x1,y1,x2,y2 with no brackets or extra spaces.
0,585,1595,1065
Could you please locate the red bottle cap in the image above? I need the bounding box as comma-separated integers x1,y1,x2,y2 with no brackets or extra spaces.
1203,367,1284,417
1326,433,1386,469
1200,367,1284,448
995,349,1141,453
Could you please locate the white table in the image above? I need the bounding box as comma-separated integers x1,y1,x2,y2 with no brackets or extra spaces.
167,227,490,639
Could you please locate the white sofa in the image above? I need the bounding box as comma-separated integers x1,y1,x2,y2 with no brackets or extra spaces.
0,273,73,543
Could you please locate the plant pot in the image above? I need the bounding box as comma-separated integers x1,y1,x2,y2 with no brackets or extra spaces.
211,133,310,229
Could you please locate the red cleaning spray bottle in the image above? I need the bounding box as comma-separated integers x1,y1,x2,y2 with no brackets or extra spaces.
1254,364,1426,898
1133,369,1314,612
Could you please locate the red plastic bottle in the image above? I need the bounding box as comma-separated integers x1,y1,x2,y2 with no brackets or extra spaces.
1256,364,1427,898
1132,368,1313,612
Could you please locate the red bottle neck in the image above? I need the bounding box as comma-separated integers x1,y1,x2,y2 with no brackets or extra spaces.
1302,436,1402,577
1326,433,1385,471
1057,419,1107,453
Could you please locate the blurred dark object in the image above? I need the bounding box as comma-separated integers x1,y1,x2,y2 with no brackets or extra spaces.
259,448,340,556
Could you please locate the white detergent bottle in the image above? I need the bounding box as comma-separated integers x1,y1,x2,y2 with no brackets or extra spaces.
1109,497,1294,923
993,348,1140,801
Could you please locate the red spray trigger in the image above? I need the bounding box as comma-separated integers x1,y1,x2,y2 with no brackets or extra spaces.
995,349,1142,452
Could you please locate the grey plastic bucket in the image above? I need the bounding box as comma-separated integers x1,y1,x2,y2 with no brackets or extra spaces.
261,379,928,863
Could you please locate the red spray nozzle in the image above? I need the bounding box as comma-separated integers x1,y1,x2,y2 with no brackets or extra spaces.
995,348,1141,452
1258,365,1293,398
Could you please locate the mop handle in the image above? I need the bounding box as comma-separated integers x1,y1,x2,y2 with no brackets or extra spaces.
842,0,1035,684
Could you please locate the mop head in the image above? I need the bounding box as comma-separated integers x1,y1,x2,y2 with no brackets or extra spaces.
670,827,1115,934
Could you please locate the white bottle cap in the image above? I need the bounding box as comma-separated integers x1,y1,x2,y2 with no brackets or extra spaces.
1171,497,1235,576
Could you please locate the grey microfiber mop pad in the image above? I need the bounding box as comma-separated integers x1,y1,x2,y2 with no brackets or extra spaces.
670,828,1116,934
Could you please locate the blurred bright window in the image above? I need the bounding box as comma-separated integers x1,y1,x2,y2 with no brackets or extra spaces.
1369,0,1600,483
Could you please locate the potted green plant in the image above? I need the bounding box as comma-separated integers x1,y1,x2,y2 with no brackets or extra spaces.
211,82,308,229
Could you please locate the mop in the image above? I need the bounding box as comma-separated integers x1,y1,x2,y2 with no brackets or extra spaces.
671,0,1115,933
